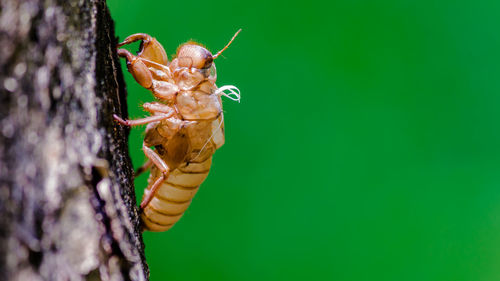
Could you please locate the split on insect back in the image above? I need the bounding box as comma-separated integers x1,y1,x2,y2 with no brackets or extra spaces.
114,29,241,232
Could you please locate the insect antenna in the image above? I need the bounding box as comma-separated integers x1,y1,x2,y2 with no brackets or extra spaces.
213,29,242,59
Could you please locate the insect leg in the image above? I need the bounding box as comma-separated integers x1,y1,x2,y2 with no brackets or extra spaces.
140,174,165,209
118,48,155,90
117,33,168,66
135,160,152,178
140,143,170,208
113,112,173,127
142,102,176,115
118,49,177,102
117,33,152,47
142,144,169,175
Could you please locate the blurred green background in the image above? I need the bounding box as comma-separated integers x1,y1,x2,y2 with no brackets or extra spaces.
108,0,500,280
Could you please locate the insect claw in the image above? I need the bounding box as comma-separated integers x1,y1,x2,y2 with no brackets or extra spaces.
117,33,152,47
113,114,129,126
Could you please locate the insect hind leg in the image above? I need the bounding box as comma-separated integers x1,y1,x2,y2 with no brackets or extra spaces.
141,174,165,209
135,160,152,178
140,143,170,208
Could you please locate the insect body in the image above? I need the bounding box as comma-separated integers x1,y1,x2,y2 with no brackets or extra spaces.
115,30,241,232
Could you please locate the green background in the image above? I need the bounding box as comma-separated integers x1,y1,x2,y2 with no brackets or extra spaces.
108,0,500,280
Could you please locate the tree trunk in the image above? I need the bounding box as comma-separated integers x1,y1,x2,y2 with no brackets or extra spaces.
0,0,148,280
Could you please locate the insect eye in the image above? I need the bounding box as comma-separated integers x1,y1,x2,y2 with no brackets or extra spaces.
203,56,213,69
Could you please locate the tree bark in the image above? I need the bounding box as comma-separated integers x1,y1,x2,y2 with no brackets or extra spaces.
0,0,148,280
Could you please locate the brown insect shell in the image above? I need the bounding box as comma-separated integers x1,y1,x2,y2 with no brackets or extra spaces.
184,119,216,160
168,43,221,121
128,59,153,89
173,68,206,91
139,36,169,66
211,115,225,149
176,43,214,69
175,80,222,120
152,80,179,101
156,117,183,141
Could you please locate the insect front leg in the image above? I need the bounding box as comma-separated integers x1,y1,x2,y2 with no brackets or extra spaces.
140,143,170,209
118,49,179,102
117,49,154,90
118,33,169,66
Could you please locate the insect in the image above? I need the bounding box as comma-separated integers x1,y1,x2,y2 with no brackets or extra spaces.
114,30,241,231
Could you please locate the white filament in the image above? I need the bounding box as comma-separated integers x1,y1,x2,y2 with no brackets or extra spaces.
191,114,225,162
191,85,241,161
141,58,171,74
215,85,241,103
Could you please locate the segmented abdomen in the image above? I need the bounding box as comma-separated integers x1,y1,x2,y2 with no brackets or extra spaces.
141,157,212,232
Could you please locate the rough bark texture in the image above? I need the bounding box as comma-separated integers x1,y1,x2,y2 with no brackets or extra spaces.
0,0,148,280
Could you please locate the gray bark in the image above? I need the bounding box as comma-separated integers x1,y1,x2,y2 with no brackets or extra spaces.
0,0,148,280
